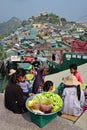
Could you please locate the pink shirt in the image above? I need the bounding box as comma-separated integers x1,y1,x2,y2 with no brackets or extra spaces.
75,72,83,83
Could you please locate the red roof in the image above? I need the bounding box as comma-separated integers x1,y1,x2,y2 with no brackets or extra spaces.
71,40,87,53
24,57,34,62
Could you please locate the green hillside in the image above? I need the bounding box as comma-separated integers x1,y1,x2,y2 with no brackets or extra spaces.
0,17,21,36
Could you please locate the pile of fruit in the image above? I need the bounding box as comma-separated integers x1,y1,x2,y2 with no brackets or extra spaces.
27,92,63,113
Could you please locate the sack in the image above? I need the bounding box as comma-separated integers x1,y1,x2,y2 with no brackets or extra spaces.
57,82,64,97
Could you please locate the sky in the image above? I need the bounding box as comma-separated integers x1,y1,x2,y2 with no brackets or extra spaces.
0,0,87,23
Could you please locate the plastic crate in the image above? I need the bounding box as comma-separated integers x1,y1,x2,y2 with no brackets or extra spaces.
29,111,57,128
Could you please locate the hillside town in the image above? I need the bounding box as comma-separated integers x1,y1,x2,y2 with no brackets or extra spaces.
0,12,87,130
0,14,87,66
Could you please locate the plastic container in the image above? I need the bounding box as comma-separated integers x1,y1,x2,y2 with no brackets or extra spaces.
40,100,52,113
29,111,57,128
33,102,40,110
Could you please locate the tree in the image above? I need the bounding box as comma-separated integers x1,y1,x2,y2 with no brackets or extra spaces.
21,20,28,27
0,43,7,60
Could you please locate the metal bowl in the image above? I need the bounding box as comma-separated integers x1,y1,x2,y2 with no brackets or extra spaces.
26,94,60,115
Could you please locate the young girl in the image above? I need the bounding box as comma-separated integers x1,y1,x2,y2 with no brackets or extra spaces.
18,79,33,97
61,75,85,116
69,64,83,83
18,73,34,97
43,80,54,92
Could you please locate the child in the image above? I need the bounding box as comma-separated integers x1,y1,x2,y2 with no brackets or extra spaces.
61,74,85,116
19,80,30,94
43,80,54,92
69,64,83,83
18,75,33,98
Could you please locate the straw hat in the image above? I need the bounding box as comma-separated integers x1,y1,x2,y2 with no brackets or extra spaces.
9,69,16,75
63,74,81,86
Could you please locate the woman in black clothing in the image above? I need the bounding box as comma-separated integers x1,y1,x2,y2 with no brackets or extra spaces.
4,68,28,114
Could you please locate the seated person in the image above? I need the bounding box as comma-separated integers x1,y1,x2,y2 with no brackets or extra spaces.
18,74,34,98
69,64,83,83
18,78,32,96
43,80,54,92
61,74,85,116
4,68,28,114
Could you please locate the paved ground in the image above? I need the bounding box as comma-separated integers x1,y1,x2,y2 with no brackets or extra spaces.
45,63,87,87
0,93,83,130
75,111,87,130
